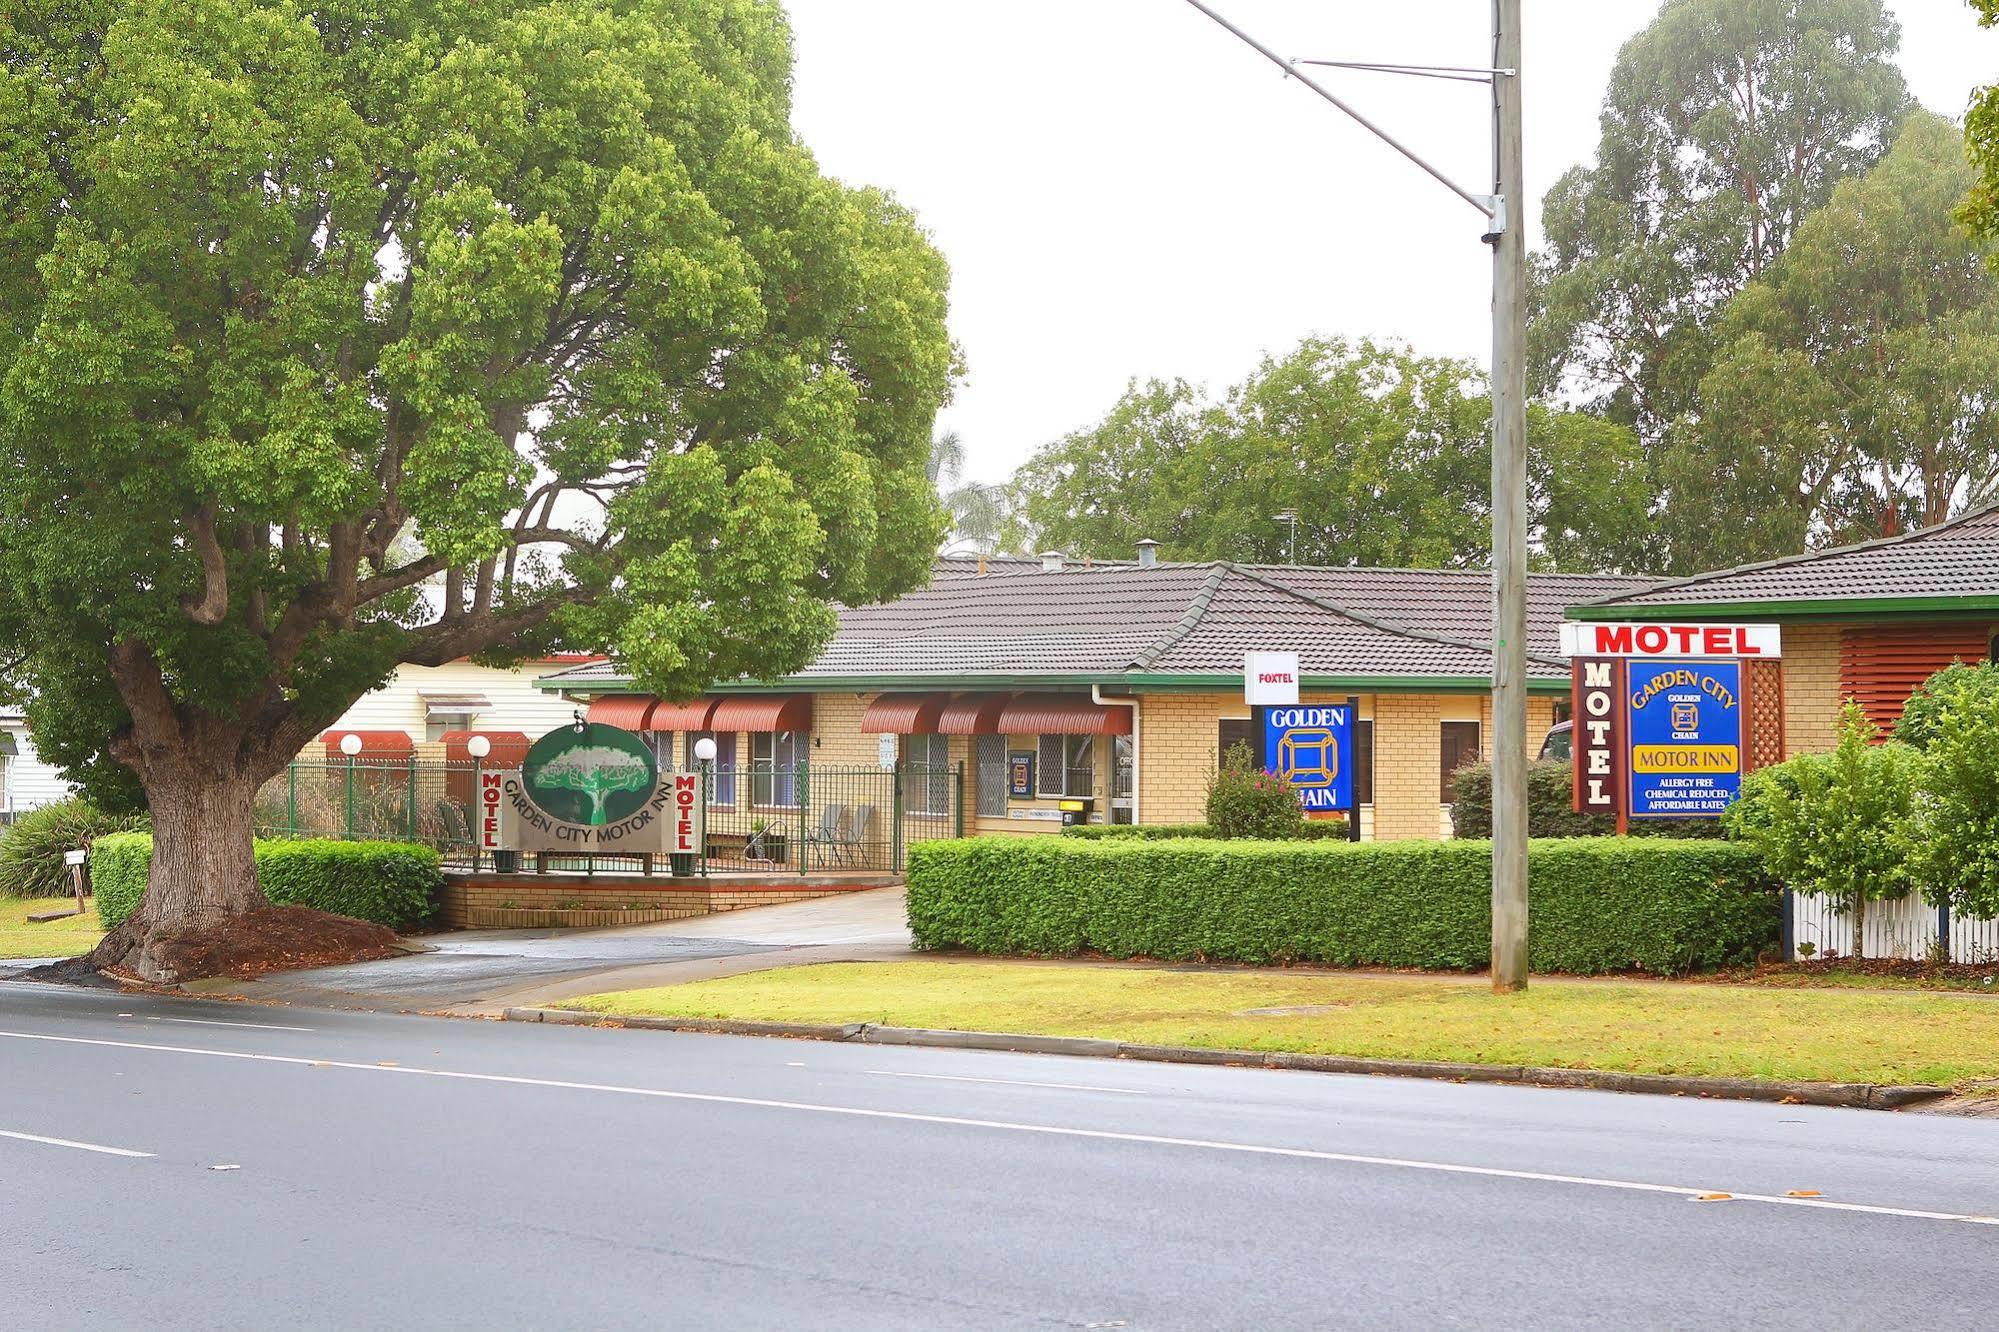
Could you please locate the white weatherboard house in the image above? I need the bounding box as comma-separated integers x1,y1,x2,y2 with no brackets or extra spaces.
315,657,604,762
0,710,75,815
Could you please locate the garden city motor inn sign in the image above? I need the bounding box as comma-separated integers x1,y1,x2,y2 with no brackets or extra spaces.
480,722,702,855
1559,621,1781,825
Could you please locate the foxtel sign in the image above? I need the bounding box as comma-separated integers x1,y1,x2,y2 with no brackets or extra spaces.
1558,621,1782,660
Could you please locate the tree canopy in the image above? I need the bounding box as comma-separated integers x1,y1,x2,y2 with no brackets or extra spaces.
1534,0,1909,438
0,0,954,974
1659,111,1999,568
1011,339,1651,573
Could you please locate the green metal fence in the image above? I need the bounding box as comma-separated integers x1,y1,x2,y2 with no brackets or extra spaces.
257,759,963,875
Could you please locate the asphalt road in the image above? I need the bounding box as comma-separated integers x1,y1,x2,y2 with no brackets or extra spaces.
2,981,1996,1329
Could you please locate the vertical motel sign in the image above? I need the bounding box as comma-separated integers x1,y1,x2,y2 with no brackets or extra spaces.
1557,622,1782,829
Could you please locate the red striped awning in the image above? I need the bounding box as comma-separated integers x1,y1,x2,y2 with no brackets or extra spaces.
996,695,1132,736
708,694,813,733
936,693,1013,735
585,695,658,730
320,730,416,758
859,692,953,735
440,731,532,767
649,697,721,732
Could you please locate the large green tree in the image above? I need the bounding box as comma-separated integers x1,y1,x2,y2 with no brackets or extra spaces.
1659,111,1999,568
0,0,954,980
1534,0,1908,439
1012,339,1652,572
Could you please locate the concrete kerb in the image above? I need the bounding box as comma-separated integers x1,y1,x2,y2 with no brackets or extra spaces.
498,1008,1953,1111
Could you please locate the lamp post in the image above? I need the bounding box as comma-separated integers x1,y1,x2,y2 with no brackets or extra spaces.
338,732,363,841
1183,0,1530,993
466,734,491,871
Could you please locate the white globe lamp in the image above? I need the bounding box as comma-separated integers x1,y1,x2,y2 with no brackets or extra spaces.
465,735,492,760
338,733,363,758
693,737,718,763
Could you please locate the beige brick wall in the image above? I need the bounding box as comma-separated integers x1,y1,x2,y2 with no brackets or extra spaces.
1782,624,1843,756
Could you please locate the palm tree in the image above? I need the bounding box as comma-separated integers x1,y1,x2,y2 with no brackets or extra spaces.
928,430,1013,555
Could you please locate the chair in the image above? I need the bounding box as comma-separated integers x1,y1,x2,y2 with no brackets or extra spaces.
845,805,879,868
804,804,852,867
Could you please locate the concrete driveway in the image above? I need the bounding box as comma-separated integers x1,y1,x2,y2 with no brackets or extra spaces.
199,887,913,1015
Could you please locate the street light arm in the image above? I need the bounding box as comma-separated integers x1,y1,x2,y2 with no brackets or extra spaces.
1179,0,1496,218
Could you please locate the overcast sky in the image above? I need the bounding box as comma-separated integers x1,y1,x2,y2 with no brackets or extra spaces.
784,0,1999,486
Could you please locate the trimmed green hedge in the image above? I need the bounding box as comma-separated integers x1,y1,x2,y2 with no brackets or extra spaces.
1449,760,1722,840
1062,819,1349,841
907,836,1777,976
92,834,443,931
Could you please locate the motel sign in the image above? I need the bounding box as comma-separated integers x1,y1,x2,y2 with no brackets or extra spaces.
1560,621,1781,827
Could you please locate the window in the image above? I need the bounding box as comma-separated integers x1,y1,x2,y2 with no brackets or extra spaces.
751,731,800,807
1550,699,1573,725
689,731,737,806
904,734,951,815
1441,721,1482,803
975,736,1008,818
1037,734,1094,797
1354,720,1374,807
425,712,477,743
1216,718,1257,770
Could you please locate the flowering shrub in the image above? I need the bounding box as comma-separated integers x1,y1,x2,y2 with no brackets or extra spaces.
1204,741,1305,840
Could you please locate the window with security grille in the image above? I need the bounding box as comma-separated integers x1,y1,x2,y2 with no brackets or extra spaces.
975,735,1007,817
904,733,951,814
1037,734,1093,797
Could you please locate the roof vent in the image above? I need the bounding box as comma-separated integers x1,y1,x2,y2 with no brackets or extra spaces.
1040,550,1065,573
1136,538,1160,569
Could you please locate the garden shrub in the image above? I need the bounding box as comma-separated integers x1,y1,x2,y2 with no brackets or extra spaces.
1205,741,1304,839
1062,818,1348,841
907,835,1777,975
1448,760,1720,839
1722,704,1921,953
1905,682,1999,920
92,834,443,931
1894,660,1999,749
0,798,150,898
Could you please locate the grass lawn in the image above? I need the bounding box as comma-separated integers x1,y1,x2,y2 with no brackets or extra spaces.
568,960,1999,1088
0,897,104,960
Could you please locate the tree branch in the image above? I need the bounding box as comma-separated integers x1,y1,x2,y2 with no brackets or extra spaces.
180,507,230,626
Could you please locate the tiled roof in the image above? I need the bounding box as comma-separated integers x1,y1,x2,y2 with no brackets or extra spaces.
544,560,1657,691
1579,504,1999,614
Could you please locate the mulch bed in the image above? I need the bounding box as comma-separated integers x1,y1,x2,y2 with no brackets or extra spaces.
1733,957,1999,990
131,906,402,981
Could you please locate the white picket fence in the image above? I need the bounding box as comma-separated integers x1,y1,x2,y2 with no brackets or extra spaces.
1789,891,1999,963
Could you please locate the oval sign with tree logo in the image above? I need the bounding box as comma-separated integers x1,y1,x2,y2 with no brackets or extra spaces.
521,723,659,827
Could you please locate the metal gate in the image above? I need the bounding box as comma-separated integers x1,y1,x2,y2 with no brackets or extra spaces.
699,762,961,874
256,759,962,876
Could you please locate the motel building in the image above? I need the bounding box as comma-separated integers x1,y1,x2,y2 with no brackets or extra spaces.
1561,503,1999,960
1566,503,1999,763
538,549,1654,843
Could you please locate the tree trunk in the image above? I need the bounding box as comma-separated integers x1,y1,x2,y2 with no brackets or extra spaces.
1851,891,1867,962
88,764,268,984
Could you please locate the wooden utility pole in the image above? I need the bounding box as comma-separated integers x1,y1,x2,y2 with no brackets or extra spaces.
1488,0,1529,992
1179,0,1533,990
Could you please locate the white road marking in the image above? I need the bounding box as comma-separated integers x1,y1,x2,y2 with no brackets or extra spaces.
868,1069,1148,1096
0,1128,154,1158
2,1027,1992,1230
143,1016,315,1033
